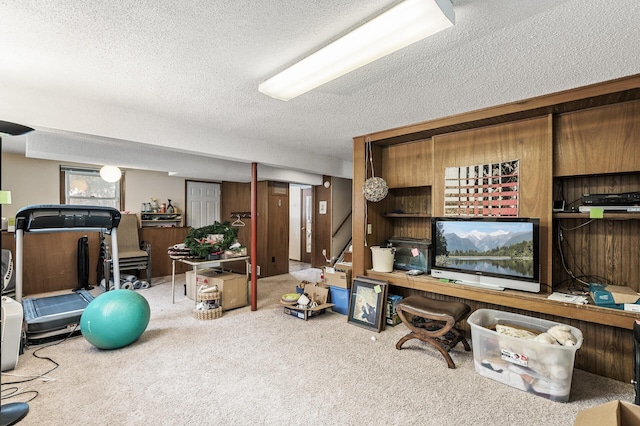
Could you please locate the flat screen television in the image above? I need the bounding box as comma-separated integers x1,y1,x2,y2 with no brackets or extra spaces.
430,216,540,293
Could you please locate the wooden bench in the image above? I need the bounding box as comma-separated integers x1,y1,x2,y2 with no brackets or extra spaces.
395,295,471,369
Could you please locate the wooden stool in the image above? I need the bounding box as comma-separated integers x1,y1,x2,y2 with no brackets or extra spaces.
395,295,471,369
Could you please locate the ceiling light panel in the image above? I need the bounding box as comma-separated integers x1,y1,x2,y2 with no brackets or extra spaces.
259,0,454,101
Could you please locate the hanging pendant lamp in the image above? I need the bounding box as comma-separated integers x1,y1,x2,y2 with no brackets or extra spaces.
362,139,388,202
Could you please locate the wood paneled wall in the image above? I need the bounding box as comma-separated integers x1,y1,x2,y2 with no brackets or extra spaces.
381,139,433,188
433,116,554,292
2,226,190,295
312,176,332,268
554,101,640,177
2,231,101,295
351,75,640,382
140,227,191,276
553,101,640,293
220,181,289,277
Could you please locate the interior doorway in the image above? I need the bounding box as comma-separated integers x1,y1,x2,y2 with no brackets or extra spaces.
289,184,312,271
301,187,312,264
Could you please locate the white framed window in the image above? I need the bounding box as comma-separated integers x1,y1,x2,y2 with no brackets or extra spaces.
60,166,124,209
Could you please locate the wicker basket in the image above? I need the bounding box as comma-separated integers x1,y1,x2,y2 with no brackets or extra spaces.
197,291,221,301
193,306,223,320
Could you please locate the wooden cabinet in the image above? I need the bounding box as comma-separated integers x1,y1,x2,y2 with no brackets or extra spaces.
352,74,640,382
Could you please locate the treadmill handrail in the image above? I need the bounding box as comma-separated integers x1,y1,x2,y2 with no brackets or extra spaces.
15,204,121,233
14,204,122,302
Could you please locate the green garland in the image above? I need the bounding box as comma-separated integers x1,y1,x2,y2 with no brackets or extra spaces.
184,221,238,258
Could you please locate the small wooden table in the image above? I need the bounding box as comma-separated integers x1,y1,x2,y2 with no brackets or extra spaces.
170,256,250,304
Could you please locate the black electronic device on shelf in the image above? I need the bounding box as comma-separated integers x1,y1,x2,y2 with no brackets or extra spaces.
582,191,640,206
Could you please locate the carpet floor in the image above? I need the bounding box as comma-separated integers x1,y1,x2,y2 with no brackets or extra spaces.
1,268,635,425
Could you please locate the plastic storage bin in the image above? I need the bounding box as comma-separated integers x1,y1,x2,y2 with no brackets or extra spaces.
329,286,350,315
467,309,583,402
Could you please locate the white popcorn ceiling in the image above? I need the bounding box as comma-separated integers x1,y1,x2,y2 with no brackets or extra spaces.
1,0,639,183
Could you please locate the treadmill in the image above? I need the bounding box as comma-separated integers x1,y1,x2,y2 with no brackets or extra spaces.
15,205,122,345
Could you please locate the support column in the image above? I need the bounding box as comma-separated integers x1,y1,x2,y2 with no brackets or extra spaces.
251,162,258,311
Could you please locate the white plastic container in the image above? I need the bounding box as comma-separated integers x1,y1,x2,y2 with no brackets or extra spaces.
1,296,23,372
467,309,583,402
370,246,395,272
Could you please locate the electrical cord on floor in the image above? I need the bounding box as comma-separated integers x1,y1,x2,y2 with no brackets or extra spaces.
1,385,39,403
0,323,79,406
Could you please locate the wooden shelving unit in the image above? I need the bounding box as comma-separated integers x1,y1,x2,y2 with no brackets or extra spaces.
351,74,640,382
366,270,638,330
382,213,430,218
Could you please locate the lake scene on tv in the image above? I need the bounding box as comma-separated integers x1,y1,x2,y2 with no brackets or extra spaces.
434,220,535,279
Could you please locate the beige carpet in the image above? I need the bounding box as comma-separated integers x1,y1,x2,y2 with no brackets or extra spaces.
1,269,634,425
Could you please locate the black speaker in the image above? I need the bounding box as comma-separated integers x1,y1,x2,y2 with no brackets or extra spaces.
76,235,91,291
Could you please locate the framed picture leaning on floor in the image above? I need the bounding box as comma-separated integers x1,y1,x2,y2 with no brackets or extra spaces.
348,276,388,333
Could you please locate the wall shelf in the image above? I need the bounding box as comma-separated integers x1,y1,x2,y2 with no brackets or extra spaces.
383,213,430,218
141,213,183,227
554,212,640,220
366,270,637,330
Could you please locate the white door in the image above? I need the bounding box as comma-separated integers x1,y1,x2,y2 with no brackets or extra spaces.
186,181,221,228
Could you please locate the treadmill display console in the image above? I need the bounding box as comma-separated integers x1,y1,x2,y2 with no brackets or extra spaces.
15,205,121,233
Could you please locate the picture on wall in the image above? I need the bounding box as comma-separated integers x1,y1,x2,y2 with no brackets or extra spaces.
444,159,519,217
348,276,388,333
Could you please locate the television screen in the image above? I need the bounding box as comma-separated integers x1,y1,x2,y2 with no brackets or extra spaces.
430,216,540,293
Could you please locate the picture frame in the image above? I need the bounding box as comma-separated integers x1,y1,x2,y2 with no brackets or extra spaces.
348,276,388,333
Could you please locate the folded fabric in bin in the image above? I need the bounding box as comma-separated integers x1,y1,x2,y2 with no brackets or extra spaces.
467,309,583,402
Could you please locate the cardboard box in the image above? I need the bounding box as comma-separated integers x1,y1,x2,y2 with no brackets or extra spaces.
323,265,352,289
467,309,583,402
283,306,328,320
574,400,640,426
281,283,333,320
386,294,403,326
590,283,640,309
186,269,248,310
334,262,352,274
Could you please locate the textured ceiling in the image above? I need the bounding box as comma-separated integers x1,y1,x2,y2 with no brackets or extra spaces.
1,0,639,183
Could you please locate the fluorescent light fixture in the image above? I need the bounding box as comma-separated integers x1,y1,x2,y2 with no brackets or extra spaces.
100,165,122,182
259,0,454,101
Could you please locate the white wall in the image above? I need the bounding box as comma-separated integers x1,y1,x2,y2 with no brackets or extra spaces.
1,152,188,219
2,153,60,218
125,168,186,215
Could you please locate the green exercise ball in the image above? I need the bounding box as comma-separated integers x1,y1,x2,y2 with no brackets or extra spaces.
81,289,151,350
